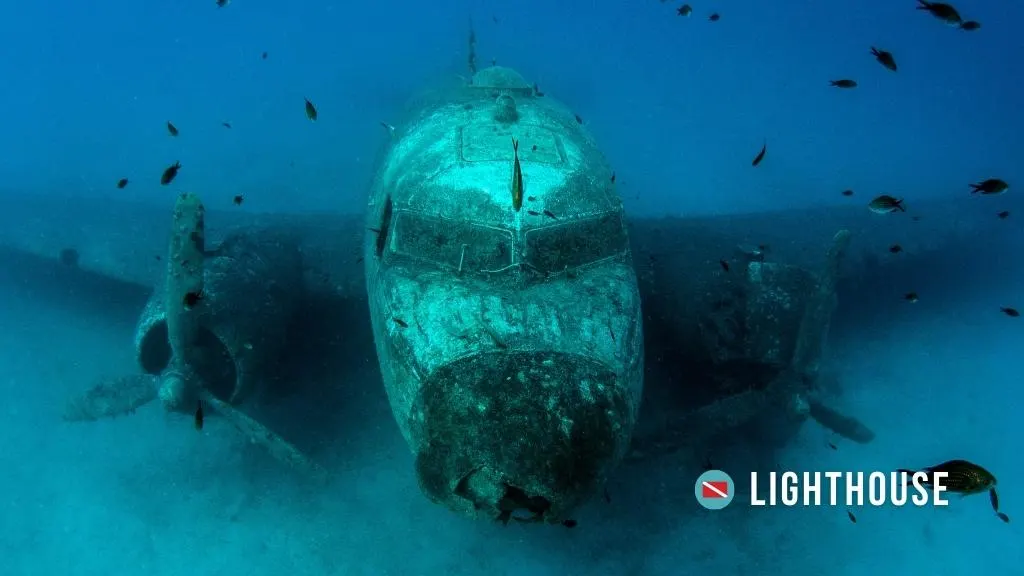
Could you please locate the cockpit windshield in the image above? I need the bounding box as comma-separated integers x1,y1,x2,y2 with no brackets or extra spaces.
390,211,513,273
525,212,628,274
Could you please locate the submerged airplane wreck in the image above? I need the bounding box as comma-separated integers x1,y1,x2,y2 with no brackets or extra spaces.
41,65,886,526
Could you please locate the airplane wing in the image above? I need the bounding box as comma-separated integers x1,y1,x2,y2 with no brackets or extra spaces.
4,191,1012,463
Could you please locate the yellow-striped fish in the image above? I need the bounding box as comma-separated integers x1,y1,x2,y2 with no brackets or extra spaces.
511,137,523,212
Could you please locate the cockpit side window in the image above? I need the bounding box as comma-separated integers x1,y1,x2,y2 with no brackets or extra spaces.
391,211,513,274
524,212,628,274
374,194,394,259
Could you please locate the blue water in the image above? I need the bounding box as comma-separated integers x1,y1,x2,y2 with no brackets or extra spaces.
2,0,1022,574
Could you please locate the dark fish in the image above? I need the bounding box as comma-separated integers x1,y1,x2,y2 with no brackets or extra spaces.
528,210,541,216
677,4,692,16
916,0,963,26
304,98,318,121
868,194,905,214
59,248,80,267
889,244,903,254
611,172,616,184
221,122,232,129
542,209,557,219
752,141,767,167
117,178,129,189
511,137,524,211
847,509,857,523
183,290,203,310
392,317,409,328
531,144,537,151
561,519,578,528
379,121,396,136
970,178,1009,195
1000,307,1020,318
527,195,537,202
261,51,268,59
997,512,1010,523
871,47,898,72
533,83,544,97
998,210,1010,219
194,399,204,430
233,194,244,206
896,459,996,496
904,292,919,303
574,114,583,124
167,121,179,136
709,13,720,21
603,487,611,503
842,189,854,196
160,161,181,185
719,259,730,272
829,79,858,88
959,20,980,31
827,441,838,450
215,0,228,7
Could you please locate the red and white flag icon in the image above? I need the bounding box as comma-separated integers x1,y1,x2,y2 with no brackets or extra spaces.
702,480,729,499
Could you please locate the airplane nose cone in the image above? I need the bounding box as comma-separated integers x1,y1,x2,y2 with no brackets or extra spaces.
412,351,632,523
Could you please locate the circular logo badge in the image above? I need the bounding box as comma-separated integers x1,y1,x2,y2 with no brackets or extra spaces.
695,469,735,510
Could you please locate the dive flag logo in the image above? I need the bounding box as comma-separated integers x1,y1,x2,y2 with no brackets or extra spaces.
695,470,735,510
702,480,729,499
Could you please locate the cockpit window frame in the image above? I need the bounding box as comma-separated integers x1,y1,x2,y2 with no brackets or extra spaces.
522,211,629,277
386,209,516,276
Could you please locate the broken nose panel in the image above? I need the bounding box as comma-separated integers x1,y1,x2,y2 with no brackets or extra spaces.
412,350,633,523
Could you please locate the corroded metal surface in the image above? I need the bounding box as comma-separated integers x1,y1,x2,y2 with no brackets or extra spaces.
364,66,642,523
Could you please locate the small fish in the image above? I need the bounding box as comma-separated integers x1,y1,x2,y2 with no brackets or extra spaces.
709,13,720,22
970,178,1009,195
827,441,838,450
959,20,981,31
160,161,181,185
889,244,903,254
897,459,996,496
167,121,179,137
562,519,578,528
261,51,268,59
611,172,616,184
752,141,767,167
997,512,1010,523
542,209,557,219
829,79,858,88
1000,307,1020,317
870,47,897,72
221,122,232,129
677,4,692,17
904,292,919,303
392,317,409,328
719,259,730,272
847,509,857,523
183,290,203,310
215,0,229,7
233,194,244,206
527,196,538,202
868,194,906,214
528,210,541,216
916,0,963,26
533,83,544,97
379,121,396,136
842,189,854,197
531,144,537,151
574,114,583,124
304,98,318,121
117,178,129,189
511,137,524,211
194,399,204,430
59,247,80,267
998,210,1010,219
603,487,611,503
